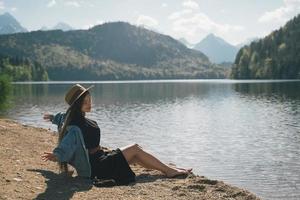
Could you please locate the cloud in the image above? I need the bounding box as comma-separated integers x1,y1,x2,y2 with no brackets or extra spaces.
11,7,17,12
47,0,56,8
0,1,5,9
258,0,300,23
168,8,244,43
258,6,292,23
65,1,80,7
182,0,199,10
285,0,300,6
161,3,168,8
86,2,95,7
168,9,193,20
136,15,159,27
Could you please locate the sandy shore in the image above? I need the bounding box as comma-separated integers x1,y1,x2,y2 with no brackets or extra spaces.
0,118,261,200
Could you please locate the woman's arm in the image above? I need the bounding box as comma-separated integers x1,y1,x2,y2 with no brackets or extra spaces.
51,112,66,126
52,129,77,162
43,112,66,130
41,151,74,177
41,127,77,163
43,113,54,122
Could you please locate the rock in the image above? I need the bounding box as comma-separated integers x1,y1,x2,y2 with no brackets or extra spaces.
0,125,7,129
196,179,218,185
13,177,23,182
171,186,181,191
187,184,206,191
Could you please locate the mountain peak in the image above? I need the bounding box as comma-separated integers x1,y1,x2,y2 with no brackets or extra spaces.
0,12,27,34
194,33,238,63
0,12,18,23
94,21,132,28
52,22,73,31
3,12,13,17
202,33,230,46
206,33,216,38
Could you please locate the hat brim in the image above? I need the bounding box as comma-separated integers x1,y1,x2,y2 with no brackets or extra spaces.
69,85,94,107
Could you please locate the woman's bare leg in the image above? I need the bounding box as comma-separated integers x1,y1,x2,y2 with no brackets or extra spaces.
120,144,192,177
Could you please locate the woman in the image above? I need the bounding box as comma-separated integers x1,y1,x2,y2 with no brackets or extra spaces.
42,84,192,185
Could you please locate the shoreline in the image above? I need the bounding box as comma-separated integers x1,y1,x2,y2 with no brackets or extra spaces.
0,118,260,200
12,79,300,85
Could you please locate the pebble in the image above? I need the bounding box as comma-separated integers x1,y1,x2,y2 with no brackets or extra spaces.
178,192,186,196
13,177,23,182
187,184,205,191
172,186,181,191
0,125,6,129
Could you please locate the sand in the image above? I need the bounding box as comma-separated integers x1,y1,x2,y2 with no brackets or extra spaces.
0,118,261,200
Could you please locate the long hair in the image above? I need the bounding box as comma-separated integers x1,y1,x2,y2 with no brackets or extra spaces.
57,91,90,174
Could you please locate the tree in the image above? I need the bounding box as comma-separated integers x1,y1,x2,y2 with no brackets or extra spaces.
231,13,300,79
0,74,12,112
238,49,250,79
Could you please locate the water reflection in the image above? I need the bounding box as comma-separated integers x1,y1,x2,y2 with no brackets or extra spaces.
7,80,300,200
12,82,223,105
233,82,300,100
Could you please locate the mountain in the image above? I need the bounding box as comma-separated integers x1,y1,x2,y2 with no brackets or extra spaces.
0,22,226,80
231,14,300,79
178,38,194,48
193,33,238,64
40,22,73,31
52,22,73,31
0,12,27,35
40,26,48,31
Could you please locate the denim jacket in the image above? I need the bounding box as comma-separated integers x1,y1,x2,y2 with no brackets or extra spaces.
51,112,91,178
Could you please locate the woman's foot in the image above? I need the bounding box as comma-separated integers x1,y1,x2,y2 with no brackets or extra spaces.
177,167,193,173
165,167,192,178
168,163,193,174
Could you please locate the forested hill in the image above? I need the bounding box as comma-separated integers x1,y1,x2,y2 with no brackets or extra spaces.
0,22,226,80
231,14,300,79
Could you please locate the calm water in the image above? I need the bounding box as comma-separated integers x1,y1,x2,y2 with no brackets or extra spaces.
5,80,300,200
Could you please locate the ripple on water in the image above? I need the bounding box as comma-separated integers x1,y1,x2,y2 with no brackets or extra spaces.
6,81,300,200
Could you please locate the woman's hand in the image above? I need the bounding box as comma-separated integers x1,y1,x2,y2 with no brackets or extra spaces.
43,113,54,122
41,152,57,162
102,146,112,153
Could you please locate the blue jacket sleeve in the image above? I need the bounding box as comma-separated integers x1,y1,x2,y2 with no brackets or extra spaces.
53,129,77,162
51,112,65,129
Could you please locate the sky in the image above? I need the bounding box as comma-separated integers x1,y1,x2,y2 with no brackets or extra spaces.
1,0,300,45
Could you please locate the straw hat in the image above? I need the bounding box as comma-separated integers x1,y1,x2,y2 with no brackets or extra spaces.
65,84,94,106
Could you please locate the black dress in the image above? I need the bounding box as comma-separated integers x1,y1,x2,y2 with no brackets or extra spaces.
70,115,135,185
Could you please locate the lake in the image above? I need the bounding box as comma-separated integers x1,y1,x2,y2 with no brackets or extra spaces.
5,80,300,200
